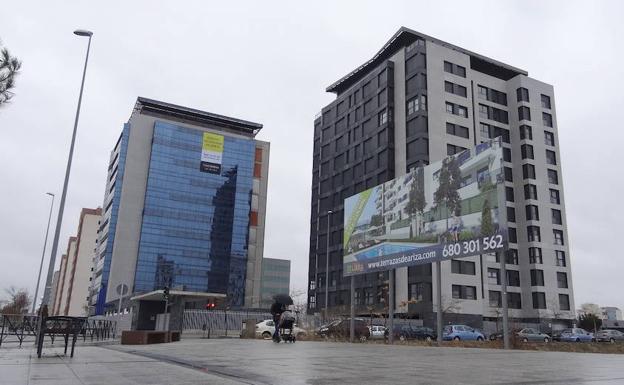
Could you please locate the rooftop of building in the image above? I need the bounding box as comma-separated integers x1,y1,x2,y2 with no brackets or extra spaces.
133,97,263,137
326,26,529,95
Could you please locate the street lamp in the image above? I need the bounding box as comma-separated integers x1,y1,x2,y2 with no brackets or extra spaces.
31,193,55,314
324,210,332,321
41,29,93,307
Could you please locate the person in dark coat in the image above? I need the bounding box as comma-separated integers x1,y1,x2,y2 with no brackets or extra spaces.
270,302,285,341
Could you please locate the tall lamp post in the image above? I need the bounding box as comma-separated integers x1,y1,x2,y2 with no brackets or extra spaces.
324,210,332,322
31,192,55,313
41,29,93,308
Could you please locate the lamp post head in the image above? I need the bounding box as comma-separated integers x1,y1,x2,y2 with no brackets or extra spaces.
73,29,93,37
46,192,55,197
328,210,333,214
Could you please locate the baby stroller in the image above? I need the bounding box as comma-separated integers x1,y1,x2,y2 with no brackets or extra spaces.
278,310,296,343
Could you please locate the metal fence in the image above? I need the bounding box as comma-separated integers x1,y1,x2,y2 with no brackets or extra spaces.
183,309,273,335
0,314,117,348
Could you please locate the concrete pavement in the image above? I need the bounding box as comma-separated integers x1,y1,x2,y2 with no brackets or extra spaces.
2,338,624,384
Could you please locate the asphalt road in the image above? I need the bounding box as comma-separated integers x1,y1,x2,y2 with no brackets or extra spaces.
2,338,624,384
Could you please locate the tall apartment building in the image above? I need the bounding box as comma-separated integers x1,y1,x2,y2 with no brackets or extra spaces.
89,97,269,315
51,208,101,316
308,27,574,330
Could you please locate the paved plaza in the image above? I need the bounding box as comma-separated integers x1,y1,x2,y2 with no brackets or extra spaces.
1,338,624,385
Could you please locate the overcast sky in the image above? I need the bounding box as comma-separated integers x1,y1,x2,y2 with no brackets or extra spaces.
1,0,622,312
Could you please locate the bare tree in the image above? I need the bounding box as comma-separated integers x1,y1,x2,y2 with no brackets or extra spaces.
439,295,462,325
1,287,31,314
0,42,22,106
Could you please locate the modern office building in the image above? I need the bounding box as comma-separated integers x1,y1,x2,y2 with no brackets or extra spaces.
50,208,101,316
259,258,291,308
308,27,574,330
89,97,269,315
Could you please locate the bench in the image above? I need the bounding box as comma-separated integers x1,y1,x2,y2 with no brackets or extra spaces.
121,330,181,345
36,316,86,358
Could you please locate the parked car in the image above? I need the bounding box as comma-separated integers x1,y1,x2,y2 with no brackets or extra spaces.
556,328,594,342
488,329,522,341
516,328,551,342
255,319,307,340
316,320,341,338
595,329,624,343
442,325,485,341
386,325,436,341
324,318,371,341
368,325,387,339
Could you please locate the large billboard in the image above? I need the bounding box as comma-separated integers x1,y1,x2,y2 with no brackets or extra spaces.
200,132,224,174
343,138,507,276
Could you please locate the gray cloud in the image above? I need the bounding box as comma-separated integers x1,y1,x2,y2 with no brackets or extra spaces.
1,0,622,312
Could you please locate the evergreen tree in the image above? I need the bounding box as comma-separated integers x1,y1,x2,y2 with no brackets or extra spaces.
0,42,22,106
433,157,462,235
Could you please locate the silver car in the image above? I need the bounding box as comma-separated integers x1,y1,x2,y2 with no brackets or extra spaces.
516,328,551,342
596,329,624,343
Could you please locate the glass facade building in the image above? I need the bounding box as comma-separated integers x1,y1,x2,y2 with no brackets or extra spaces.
90,97,269,315
134,121,254,307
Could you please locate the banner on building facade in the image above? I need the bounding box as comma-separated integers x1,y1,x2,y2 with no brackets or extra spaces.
200,132,224,174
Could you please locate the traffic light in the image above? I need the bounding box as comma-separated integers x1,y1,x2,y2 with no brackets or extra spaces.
205,301,216,310
163,286,170,302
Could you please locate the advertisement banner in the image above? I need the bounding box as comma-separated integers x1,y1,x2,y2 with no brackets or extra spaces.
200,132,224,174
343,138,507,276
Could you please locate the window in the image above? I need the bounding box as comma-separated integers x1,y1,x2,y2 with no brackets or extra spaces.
488,268,500,285
508,292,522,309
518,106,531,121
542,112,553,127
520,125,533,140
505,186,515,202
504,168,513,183
556,250,567,267
444,61,466,77
507,270,520,286
529,247,543,264
517,87,530,102
479,104,509,124
532,292,546,309
379,110,388,126
489,290,501,307
546,150,557,165
452,260,476,275
446,122,469,138
552,209,562,225
524,184,538,200
550,189,560,204
503,148,512,162
445,81,467,97
526,205,539,221
446,102,467,117
507,207,516,222
548,169,559,184
523,164,536,179
409,282,430,301
477,85,508,105
541,94,551,109
492,126,510,143
527,225,541,242
480,123,490,139
407,97,419,115
452,285,477,300
506,249,519,264
559,294,570,310
530,269,545,286
544,131,555,146
508,227,517,243
557,272,568,288
354,290,362,305
420,95,427,111
521,144,534,159
447,144,467,156
553,229,564,245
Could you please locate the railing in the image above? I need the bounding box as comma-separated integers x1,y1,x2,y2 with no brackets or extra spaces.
0,314,117,348
183,309,272,335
